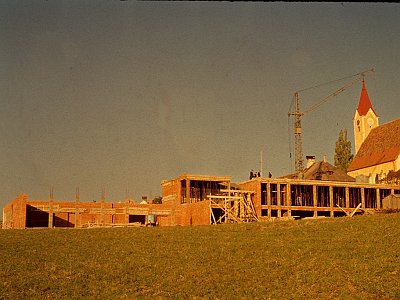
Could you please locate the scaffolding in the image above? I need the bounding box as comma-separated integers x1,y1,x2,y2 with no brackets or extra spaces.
208,189,258,224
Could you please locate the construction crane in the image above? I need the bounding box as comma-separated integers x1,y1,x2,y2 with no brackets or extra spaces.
288,68,375,174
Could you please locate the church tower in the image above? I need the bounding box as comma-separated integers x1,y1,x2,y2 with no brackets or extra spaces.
353,79,379,154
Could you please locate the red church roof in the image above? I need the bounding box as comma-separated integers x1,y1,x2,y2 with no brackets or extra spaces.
356,79,377,116
348,119,400,172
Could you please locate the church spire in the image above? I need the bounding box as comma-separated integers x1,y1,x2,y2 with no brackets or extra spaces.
353,79,379,154
356,79,376,116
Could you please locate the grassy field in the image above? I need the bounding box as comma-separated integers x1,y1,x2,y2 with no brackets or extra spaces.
1,213,400,299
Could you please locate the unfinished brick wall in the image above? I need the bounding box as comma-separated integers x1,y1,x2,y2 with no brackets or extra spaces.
3,195,174,228
179,200,211,226
157,210,179,227
3,174,231,228
159,178,182,226
161,178,180,199
156,201,211,226
157,200,180,227
2,194,27,229
160,174,232,226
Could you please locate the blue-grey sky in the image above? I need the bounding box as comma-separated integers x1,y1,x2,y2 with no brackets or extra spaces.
1,2,399,206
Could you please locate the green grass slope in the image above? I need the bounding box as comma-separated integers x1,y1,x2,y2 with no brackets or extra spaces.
1,214,399,299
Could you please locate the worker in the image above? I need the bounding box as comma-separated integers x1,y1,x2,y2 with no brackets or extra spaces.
249,170,254,180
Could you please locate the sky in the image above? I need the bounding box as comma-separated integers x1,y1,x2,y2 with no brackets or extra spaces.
1,2,400,207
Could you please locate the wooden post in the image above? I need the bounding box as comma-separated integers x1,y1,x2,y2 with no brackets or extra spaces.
234,193,239,219
277,184,281,218
350,203,362,217
224,198,227,223
313,185,317,217
329,186,334,217
240,194,245,221
287,183,291,217
376,188,381,209
361,188,365,208
210,201,217,225
345,187,350,209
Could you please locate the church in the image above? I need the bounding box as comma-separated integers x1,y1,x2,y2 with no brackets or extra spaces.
347,79,400,183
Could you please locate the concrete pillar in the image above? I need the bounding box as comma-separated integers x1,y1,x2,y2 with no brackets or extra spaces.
256,180,262,217
277,184,281,218
313,185,317,217
267,182,271,218
361,188,365,208
376,188,381,209
329,186,334,217
287,184,291,217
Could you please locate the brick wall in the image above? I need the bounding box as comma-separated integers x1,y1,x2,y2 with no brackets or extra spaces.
179,200,211,226
3,196,176,228
3,194,27,229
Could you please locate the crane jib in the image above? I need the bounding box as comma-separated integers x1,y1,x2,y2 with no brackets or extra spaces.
288,68,375,174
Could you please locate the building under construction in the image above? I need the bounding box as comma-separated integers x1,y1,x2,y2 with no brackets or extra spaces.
3,172,400,229
4,71,399,229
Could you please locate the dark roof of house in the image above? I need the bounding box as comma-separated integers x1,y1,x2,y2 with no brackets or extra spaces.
348,119,400,172
281,160,356,182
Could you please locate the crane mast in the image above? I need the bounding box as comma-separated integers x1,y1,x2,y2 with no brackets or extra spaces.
288,68,374,175
292,92,304,173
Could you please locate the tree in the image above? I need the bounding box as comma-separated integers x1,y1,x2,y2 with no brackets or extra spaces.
334,129,354,172
379,170,400,185
152,196,162,204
